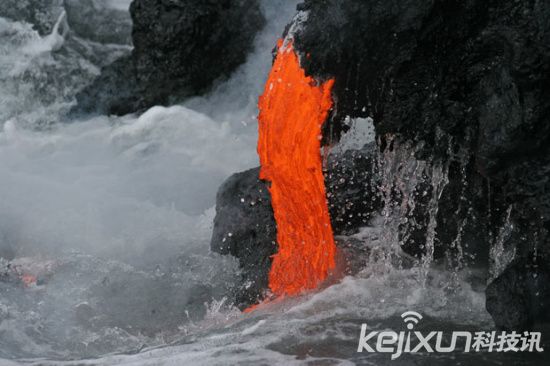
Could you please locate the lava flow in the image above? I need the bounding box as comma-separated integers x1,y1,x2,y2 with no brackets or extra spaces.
257,39,336,296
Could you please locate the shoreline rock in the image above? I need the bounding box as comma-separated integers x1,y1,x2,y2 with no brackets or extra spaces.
72,0,265,116
292,0,550,329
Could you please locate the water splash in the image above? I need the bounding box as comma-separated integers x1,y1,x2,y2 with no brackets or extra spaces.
489,205,515,281
370,135,452,282
21,10,68,56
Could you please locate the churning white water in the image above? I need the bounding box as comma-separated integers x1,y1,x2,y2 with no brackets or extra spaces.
0,1,516,365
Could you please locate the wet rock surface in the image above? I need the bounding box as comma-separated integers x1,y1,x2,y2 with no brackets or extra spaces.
210,167,276,308
486,256,550,330
324,143,382,236
290,0,550,329
73,0,265,116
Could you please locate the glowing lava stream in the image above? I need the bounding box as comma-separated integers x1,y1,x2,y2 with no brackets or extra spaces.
257,39,336,296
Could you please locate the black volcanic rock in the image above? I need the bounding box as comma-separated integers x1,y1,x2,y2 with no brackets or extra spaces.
325,143,382,235
294,0,550,208
486,256,550,330
291,0,550,328
73,0,265,116
73,55,140,116
210,167,276,308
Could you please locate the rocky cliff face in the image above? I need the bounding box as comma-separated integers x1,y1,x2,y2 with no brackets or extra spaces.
291,0,550,330
211,0,550,329
72,0,265,116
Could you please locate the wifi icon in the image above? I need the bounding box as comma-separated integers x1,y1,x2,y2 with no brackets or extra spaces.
401,311,423,330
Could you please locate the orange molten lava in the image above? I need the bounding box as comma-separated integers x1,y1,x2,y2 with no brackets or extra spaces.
257,40,336,296
21,274,37,287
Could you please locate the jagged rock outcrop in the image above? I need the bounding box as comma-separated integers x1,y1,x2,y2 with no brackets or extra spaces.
292,0,550,329
73,0,265,116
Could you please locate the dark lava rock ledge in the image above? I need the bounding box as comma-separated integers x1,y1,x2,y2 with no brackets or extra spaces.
72,0,265,116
